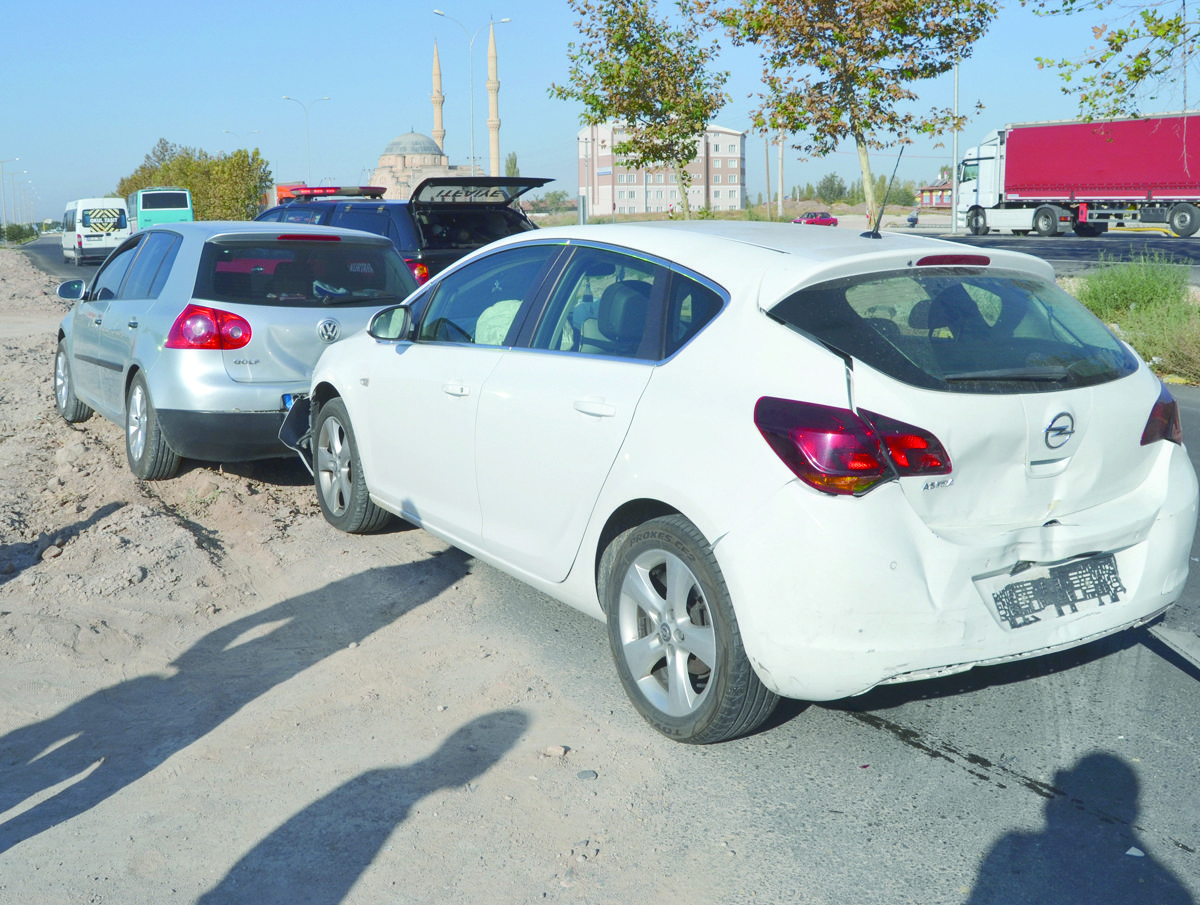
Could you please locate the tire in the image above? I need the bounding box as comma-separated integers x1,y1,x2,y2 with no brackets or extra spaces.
53,340,93,423
967,208,989,236
125,373,181,480
1033,207,1058,237
313,397,391,533
600,515,778,744
1169,203,1199,237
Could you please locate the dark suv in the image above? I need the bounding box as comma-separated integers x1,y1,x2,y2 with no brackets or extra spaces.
256,176,551,284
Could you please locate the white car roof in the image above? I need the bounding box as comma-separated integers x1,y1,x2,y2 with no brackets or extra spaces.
489,220,1055,301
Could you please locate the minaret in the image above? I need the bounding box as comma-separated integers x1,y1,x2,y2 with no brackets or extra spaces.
432,40,446,152
487,21,501,177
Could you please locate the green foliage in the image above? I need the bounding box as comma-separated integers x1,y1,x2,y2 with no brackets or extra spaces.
703,0,996,221
505,151,519,177
816,172,847,203
551,0,729,219
528,189,572,213
1076,252,1200,381
116,139,273,220
4,223,37,243
1024,0,1194,117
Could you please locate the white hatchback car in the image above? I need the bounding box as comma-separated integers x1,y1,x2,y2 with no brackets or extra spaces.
284,221,1198,743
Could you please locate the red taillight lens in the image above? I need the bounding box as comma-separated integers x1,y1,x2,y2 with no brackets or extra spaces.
165,304,252,350
860,410,953,475
406,259,430,284
755,397,951,496
1141,384,1184,445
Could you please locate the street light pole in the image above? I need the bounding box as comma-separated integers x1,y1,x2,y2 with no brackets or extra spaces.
224,129,260,148
0,157,17,239
282,96,329,186
433,11,510,175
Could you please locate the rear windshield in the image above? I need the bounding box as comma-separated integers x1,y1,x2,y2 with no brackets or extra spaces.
412,206,534,250
195,239,419,308
142,191,189,210
81,207,128,231
769,267,1139,393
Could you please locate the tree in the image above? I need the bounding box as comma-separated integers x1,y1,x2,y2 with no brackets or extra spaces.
550,0,729,219
703,0,997,224
816,172,847,203
1024,0,1196,117
116,140,273,220
505,151,520,177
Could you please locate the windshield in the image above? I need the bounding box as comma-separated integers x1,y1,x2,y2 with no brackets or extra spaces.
197,240,419,308
769,267,1139,393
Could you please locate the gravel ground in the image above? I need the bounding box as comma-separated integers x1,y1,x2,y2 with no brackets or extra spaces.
0,245,735,904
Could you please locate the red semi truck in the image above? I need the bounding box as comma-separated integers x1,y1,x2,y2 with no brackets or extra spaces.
957,113,1200,237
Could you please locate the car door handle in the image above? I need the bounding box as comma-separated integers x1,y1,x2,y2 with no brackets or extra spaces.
574,398,616,418
442,382,470,397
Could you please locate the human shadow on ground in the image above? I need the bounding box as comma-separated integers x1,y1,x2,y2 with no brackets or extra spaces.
0,551,470,854
964,751,1195,904
196,709,529,905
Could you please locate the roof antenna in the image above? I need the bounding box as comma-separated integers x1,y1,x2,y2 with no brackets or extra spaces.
861,145,906,239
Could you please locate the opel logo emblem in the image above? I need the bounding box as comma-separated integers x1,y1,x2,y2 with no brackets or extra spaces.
1044,412,1075,449
317,319,341,343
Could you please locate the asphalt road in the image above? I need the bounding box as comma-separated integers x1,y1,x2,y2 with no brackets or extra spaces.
18,233,1200,902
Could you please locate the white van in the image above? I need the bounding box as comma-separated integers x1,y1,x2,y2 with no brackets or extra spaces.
61,198,132,265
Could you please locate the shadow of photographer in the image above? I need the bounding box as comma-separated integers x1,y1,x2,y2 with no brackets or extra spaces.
0,551,470,854
965,751,1194,904
197,709,529,904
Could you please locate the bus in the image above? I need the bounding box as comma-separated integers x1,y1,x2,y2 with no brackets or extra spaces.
127,186,193,230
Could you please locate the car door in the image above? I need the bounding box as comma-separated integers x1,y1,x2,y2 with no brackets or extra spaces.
93,231,181,409
474,245,663,581
71,236,144,417
363,244,561,547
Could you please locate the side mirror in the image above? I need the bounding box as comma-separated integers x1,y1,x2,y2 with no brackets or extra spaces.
368,305,412,342
57,279,86,300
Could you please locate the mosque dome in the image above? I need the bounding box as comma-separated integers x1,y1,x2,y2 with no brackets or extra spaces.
383,132,443,157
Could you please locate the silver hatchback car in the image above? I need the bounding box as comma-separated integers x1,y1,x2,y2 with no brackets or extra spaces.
54,221,418,479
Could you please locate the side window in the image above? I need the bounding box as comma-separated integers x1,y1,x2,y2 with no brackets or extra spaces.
120,232,182,299
663,273,724,356
256,208,283,222
530,246,663,360
416,244,558,346
89,238,143,301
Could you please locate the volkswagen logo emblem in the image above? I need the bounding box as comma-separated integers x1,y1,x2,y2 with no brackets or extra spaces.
317,319,341,343
1044,412,1076,449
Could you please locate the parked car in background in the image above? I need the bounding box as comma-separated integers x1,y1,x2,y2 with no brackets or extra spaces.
54,221,418,479
792,210,838,226
255,176,551,285
283,221,1197,744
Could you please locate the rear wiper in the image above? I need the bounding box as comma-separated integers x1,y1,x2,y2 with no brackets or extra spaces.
944,366,1070,383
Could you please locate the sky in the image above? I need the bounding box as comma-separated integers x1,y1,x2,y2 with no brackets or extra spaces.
0,0,1142,224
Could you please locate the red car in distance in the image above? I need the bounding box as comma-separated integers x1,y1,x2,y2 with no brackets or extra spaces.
792,211,838,226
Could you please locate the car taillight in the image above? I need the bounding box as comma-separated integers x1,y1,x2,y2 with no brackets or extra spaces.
1141,383,1184,445
754,397,951,496
406,259,430,284
165,304,252,350
859,410,953,474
